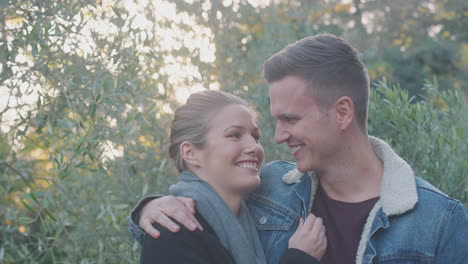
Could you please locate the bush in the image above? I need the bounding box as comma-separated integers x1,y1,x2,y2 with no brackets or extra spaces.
1,0,466,263
368,79,467,204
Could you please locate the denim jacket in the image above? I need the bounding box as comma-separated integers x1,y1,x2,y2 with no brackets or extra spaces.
246,137,468,264
129,137,468,264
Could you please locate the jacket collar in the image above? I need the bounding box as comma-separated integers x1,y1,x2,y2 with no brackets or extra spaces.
281,136,418,216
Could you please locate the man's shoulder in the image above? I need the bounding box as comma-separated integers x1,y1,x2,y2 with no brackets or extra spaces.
414,177,461,204
255,160,300,193
412,177,466,220
260,160,297,179
249,160,309,214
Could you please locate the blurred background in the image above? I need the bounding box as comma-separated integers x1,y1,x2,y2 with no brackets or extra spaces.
0,0,466,263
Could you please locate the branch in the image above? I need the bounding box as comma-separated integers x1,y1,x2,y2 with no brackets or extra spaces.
0,160,34,188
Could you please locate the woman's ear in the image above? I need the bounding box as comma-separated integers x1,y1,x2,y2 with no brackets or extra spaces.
335,96,354,130
180,141,200,168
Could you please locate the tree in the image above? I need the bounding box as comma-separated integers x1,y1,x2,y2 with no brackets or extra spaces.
1,0,465,262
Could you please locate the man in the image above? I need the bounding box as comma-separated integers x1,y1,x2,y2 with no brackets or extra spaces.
129,34,468,263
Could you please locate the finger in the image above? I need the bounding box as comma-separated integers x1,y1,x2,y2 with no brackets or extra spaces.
153,213,181,232
178,197,196,214
310,217,323,235
320,227,326,238
140,218,161,238
146,225,161,239
176,197,203,231
157,198,201,231
164,206,202,231
297,217,304,230
319,226,327,242
319,230,328,251
303,213,317,229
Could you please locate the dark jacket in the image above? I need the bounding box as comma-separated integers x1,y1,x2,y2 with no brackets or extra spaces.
140,212,319,264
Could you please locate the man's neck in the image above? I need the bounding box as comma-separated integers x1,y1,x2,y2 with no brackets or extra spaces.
318,135,383,203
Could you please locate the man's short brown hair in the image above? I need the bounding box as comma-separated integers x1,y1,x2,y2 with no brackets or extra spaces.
263,34,370,131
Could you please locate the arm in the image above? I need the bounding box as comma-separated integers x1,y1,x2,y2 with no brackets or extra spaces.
280,214,327,264
280,249,320,264
128,195,160,245
434,201,468,263
141,221,227,264
128,195,203,244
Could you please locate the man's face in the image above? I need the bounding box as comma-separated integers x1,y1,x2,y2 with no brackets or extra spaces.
269,75,340,173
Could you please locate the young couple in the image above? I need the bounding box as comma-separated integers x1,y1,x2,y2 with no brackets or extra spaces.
130,34,468,264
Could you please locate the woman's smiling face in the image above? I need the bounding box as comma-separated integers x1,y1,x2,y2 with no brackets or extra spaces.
195,104,264,196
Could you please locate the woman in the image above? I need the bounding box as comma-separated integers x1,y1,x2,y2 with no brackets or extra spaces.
140,90,326,263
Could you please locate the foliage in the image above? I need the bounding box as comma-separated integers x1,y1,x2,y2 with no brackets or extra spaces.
368,79,467,203
1,0,178,263
0,0,466,263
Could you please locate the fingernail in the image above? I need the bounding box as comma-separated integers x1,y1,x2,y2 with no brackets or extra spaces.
189,223,196,230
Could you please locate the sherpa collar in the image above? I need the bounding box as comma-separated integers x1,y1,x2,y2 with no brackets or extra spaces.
281,136,418,216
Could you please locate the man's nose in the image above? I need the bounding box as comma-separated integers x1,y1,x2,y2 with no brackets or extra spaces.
274,123,289,144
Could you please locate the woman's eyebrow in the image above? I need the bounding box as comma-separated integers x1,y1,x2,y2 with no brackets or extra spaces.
224,125,245,132
224,125,259,133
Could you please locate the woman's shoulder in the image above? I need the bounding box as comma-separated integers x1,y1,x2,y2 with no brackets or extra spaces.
147,212,217,241
140,211,234,264
143,211,216,246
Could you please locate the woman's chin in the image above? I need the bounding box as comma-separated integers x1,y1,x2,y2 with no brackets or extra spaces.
242,178,261,192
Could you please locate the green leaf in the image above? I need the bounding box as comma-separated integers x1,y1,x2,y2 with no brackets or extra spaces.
59,165,71,179
30,191,39,205
18,217,35,224
43,208,57,221
21,200,36,214
113,204,129,209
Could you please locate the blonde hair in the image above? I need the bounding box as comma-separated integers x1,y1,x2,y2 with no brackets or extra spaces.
169,90,254,172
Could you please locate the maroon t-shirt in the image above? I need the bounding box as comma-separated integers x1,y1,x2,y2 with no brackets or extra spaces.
311,185,379,264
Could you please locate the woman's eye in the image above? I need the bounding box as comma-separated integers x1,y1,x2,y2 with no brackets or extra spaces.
229,133,241,139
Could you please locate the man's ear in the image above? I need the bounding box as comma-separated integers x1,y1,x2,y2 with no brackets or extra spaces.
335,96,354,130
180,141,200,168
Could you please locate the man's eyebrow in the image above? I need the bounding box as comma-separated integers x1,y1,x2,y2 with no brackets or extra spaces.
276,114,299,120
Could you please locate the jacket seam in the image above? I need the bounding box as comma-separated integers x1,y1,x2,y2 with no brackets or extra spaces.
265,228,281,262
375,253,434,261
434,198,457,257
416,185,459,202
248,194,300,219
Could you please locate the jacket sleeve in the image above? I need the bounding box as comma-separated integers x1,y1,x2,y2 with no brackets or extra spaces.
279,248,320,264
128,195,161,245
140,224,217,264
434,201,468,263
